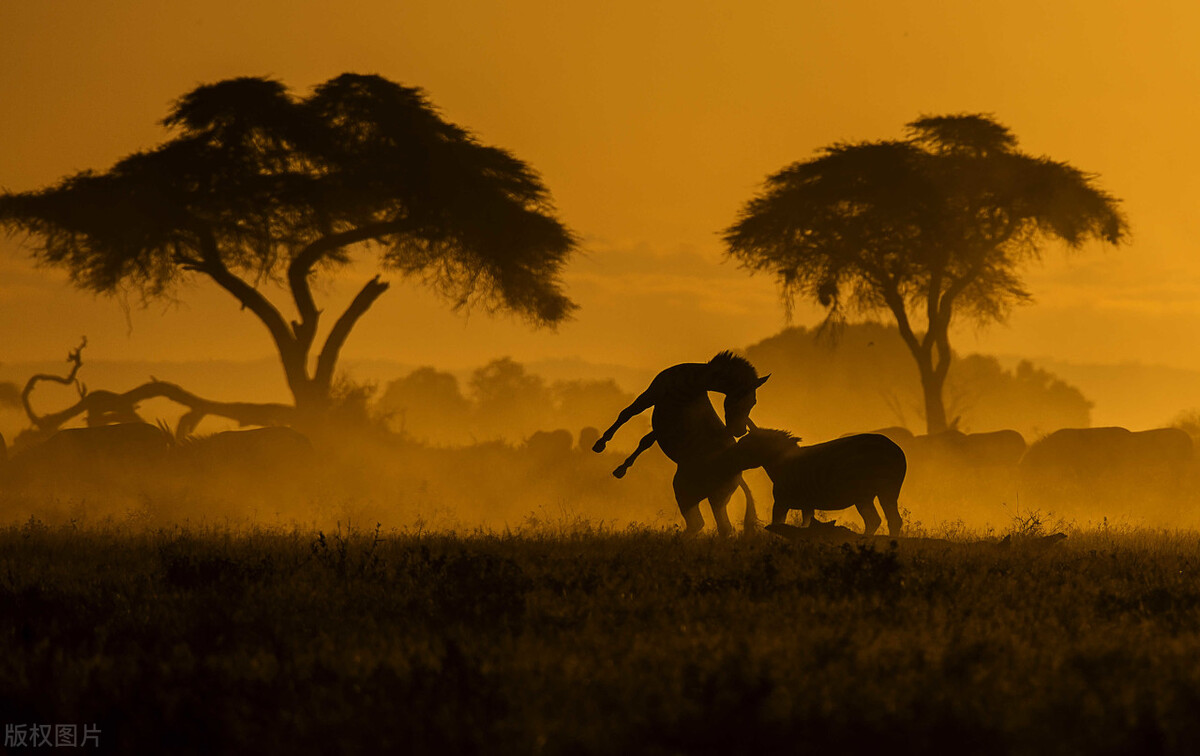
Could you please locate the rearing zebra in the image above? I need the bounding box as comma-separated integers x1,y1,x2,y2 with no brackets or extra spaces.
592,351,769,535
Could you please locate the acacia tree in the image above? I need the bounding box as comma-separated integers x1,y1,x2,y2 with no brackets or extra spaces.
0,74,576,427
724,114,1127,433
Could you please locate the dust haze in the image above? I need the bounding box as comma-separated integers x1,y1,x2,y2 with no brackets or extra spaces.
1,322,1194,535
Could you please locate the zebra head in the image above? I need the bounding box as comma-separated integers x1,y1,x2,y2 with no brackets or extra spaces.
722,373,770,437
707,352,769,436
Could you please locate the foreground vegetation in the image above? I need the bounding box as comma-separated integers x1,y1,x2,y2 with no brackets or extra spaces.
3,517,1200,754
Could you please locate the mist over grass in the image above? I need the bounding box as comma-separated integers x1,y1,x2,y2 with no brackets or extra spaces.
4,423,1199,535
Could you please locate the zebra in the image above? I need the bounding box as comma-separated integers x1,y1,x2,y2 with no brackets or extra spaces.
592,351,769,535
714,426,906,537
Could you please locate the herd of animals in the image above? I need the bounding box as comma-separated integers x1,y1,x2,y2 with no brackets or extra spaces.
593,352,1197,537
0,423,315,496
0,351,1193,535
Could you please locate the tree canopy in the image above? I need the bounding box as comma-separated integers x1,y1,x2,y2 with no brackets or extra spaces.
0,73,577,423
724,114,1127,432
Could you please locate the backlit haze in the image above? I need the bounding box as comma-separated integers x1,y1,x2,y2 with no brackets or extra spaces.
2,0,1200,427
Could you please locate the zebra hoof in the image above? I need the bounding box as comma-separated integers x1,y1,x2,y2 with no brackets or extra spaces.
612,466,627,479
592,439,607,453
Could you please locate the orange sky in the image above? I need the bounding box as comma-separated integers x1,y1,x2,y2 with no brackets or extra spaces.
2,0,1200,381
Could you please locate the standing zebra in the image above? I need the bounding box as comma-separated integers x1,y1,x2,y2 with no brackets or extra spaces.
592,352,769,535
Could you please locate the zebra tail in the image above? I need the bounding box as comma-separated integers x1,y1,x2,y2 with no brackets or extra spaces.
738,476,759,528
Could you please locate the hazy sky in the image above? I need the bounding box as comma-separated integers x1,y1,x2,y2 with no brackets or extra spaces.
2,0,1199,377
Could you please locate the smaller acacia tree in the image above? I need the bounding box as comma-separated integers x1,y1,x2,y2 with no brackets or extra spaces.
724,114,1127,433
0,74,576,432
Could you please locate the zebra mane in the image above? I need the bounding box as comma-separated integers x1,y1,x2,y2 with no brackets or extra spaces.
748,426,802,448
708,350,759,389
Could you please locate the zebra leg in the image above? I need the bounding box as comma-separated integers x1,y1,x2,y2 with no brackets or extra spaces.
855,499,883,537
711,505,735,538
612,431,656,479
674,472,706,535
593,392,654,452
737,475,758,531
681,505,705,534
800,509,814,527
772,499,792,526
708,481,738,538
879,492,904,536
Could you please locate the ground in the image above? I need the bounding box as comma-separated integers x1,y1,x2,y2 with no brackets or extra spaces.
2,516,1199,754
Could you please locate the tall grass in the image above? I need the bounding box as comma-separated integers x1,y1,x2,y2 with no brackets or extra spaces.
2,517,1200,754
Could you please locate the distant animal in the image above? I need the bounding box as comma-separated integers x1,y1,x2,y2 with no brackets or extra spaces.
959,430,1027,467
1020,426,1192,503
593,351,769,535
524,429,574,459
907,429,1026,468
4,422,173,492
1129,428,1194,470
576,427,601,454
178,426,315,476
715,427,906,536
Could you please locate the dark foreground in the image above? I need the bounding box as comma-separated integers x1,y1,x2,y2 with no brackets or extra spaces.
3,520,1200,755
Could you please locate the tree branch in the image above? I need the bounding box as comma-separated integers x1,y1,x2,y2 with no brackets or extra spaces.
25,379,296,439
312,275,391,393
193,235,294,353
22,337,87,430
880,279,923,360
287,221,406,348
933,256,988,335
185,231,312,396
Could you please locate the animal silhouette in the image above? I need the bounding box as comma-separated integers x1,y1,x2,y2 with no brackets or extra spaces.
593,352,769,535
1019,426,1193,510
716,427,906,536
179,427,315,474
3,422,173,493
906,429,1027,468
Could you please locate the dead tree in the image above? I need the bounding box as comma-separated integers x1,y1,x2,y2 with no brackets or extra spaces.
22,339,296,440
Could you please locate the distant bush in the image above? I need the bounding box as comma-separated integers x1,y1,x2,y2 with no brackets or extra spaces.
745,322,1092,440
377,358,635,445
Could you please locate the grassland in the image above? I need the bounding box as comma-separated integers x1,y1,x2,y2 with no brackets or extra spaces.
3,517,1200,755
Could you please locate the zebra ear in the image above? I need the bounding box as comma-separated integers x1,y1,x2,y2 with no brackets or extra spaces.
756,374,771,388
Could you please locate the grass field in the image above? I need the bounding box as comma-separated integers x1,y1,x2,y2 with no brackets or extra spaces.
3,516,1200,754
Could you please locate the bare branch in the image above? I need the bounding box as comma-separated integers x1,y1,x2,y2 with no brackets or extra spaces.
25,378,296,438
22,337,88,430
287,221,405,348
312,276,391,393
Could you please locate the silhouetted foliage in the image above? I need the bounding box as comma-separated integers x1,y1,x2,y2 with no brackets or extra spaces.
0,74,577,421
469,358,554,440
379,367,473,443
377,360,636,445
725,113,1126,433
744,323,1091,441
1172,409,1200,445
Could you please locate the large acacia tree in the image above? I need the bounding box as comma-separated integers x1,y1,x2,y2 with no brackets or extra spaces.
0,74,576,427
724,114,1127,433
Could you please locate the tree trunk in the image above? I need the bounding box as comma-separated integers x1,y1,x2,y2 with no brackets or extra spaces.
918,360,949,434
284,365,331,419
